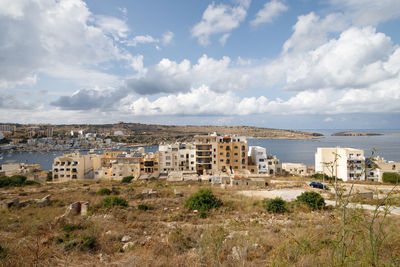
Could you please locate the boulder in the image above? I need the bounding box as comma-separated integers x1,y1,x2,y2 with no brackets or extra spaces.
36,194,51,207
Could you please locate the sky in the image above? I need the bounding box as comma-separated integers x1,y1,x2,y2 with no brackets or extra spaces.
0,0,400,129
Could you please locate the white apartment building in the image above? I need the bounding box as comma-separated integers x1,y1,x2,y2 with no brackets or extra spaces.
159,143,196,174
315,147,365,181
249,146,268,173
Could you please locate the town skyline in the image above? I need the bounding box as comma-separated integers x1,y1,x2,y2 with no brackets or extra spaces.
1,0,400,129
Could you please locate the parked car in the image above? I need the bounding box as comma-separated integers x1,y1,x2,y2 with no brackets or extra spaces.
309,181,329,190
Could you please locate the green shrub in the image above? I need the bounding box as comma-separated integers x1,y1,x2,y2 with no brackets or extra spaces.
184,189,222,211
297,191,325,210
138,204,154,211
23,180,40,186
262,197,288,214
121,176,134,183
101,196,128,208
97,188,112,195
382,172,400,184
0,175,27,187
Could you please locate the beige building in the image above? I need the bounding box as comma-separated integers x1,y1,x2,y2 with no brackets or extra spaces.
282,162,308,176
139,152,160,179
194,133,218,175
216,135,248,174
366,156,400,182
159,143,196,174
52,152,101,182
315,147,365,181
1,162,41,176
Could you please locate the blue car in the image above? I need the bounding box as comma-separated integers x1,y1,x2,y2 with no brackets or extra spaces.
309,181,329,190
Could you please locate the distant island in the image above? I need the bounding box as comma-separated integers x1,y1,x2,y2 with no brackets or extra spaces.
332,131,382,136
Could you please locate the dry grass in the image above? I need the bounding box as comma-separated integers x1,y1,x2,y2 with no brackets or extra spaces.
0,180,399,266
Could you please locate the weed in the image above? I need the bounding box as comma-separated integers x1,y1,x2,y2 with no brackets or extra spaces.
262,197,288,214
101,196,128,208
184,188,222,212
97,188,112,195
297,191,325,210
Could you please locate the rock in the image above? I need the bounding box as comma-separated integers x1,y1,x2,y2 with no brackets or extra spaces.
0,198,19,209
80,202,89,216
193,210,198,213
36,194,51,207
123,241,136,251
174,189,183,197
121,235,131,242
231,246,244,260
105,230,113,235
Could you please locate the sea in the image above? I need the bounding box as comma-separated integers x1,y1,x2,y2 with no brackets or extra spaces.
1,129,399,170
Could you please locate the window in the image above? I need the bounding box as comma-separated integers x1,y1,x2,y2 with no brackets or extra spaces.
242,166,246,169
242,146,245,150
166,156,171,160
234,153,238,156
235,160,238,162
234,166,238,169
242,159,246,164
226,152,230,157
220,159,223,162
220,152,223,155
241,152,245,157
226,159,230,164
180,155,184,158
220,145,223,148
234,146,238,149
226,146,230,150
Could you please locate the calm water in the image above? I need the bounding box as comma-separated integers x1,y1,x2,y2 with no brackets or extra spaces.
249,129,400,165
1,130,399,170
0,146,158,171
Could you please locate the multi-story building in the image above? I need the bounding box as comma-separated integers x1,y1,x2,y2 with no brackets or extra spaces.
159,143,196,174
139,152,160,178
282,162,308,176
366,156,400,182
249,146,268,173
216,135,248,174
52,152,101,182
266,155,281,175
194,133,218,175
315,147,365,181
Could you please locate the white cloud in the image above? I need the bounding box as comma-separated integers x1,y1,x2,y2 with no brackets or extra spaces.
191,1,250,46
129,84,400,117
0,0,131,88
126,35,158,46
282,12,349,53
329,0,400,26
162,31,174,45
324,117,333,122
219,33,230,46
250,0,288,26
95,15,129,40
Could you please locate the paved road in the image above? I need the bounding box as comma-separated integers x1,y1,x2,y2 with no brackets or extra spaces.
239,189,400,216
